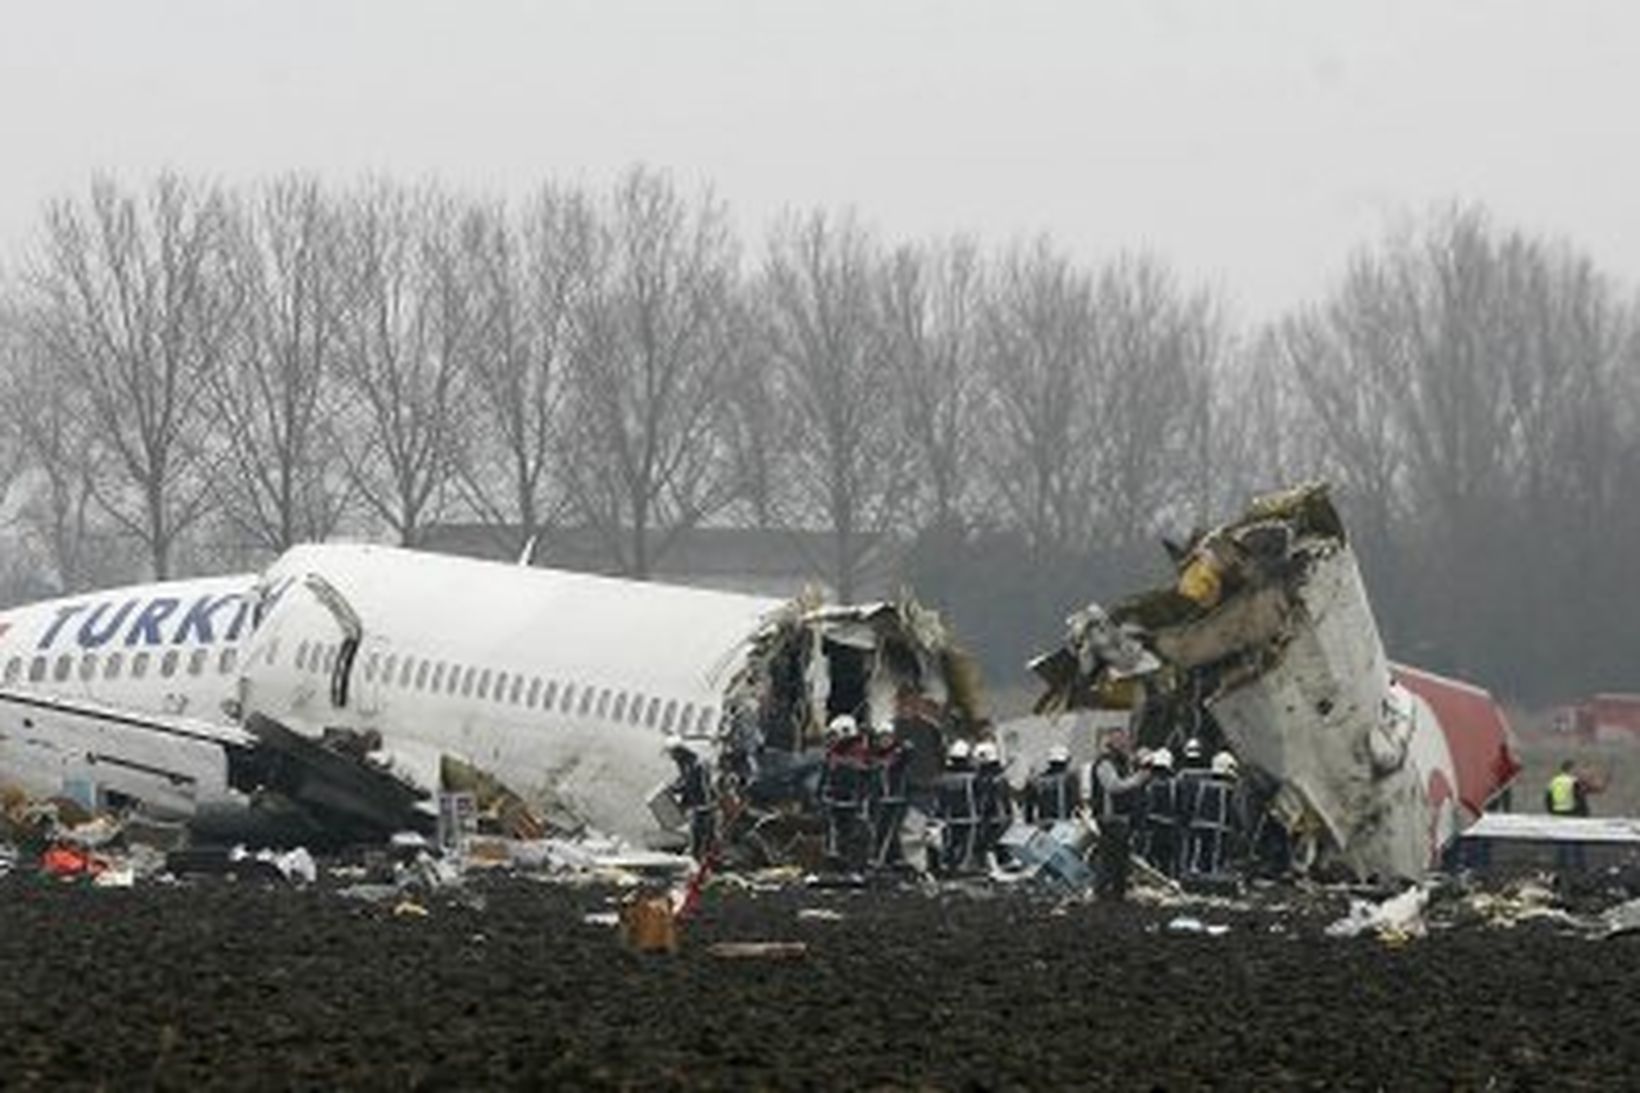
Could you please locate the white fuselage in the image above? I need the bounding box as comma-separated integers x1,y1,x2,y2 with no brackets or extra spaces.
0,543,784,837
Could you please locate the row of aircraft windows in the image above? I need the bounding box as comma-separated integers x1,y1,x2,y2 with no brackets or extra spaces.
289,639,716,737
2,646,240,687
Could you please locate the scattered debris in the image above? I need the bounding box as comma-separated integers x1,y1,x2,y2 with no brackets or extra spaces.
707,941,808,960
1325,885,1430,941
796,908,845,922
1165,916,1230,937
392,899,430,918
619,892,680,954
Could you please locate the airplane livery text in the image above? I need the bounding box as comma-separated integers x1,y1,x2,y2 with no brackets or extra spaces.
31,578,294,651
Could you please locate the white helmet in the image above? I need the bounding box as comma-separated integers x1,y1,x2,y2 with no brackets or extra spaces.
973,740,1000,765
1210,751,1239,776
947,738,973,763
827,714,858,739
1182,738,1205,761
1046,744,1071,765
1147,747,1174,771
872,722,896,741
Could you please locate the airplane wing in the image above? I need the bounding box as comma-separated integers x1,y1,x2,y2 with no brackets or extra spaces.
0,688,250,819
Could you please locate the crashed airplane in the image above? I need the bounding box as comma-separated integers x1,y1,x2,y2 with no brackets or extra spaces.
0,543,979,847
1030,483,1520,881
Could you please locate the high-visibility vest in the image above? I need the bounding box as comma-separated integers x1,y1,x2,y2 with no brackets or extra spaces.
1548,771,1579,814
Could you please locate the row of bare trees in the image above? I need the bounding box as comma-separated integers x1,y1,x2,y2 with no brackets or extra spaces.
1,174,1636,701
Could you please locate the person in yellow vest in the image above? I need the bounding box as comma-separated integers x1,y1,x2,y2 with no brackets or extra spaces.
1545,760,1589,818
1545,759,1590,871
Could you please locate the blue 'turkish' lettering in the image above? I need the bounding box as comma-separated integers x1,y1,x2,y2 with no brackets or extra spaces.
124,598,181,647
77,599,138,649
172,593,242,645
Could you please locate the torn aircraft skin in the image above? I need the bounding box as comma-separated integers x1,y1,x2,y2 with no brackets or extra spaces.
0,544,983,852
715,595,983,861
1031,482,1520,881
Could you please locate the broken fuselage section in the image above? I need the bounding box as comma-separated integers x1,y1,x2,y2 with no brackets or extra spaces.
713,594,984,860
1032,483,1519,881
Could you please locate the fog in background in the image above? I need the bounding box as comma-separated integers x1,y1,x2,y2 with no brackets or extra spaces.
0,2,1636,708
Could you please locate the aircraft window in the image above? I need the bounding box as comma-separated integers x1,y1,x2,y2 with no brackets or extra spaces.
679,703,695,734
160,650,179,678
510,675,524,705
478,669,492,700
414,660,429,690
542,680,556,709
662,699,678,732
322,645,336,673
594,689,609,718
493,671,507,702
295,640,309,670
629,694,644,724
263,639,279,666
527,677,541,707
188,648,208,676
430,662,445,691
578,686,593,715
612,692,627,721
455,666,470,697
219,647,237,674
364,653,378,683
132,652,150,679
3,657,20,684
79,654,97,682
383,654,397,684
700,707,718,735
54,654,73,682
103,652,123,680
28,656,45,682
559,682,574,712
402,657,417,688
645,696,661,727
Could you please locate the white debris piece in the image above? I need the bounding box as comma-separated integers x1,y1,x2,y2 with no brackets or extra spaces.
1326,885,1429,940
0,843,15,879
797,908,845,922
1602,898,1640,938
1158,909,1238,934
230,845,317,885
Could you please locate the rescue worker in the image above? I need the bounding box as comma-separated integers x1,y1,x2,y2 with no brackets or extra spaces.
1090,727,1150,897
1546,758,1590,871
1024,744,1081,826
818,714,870,872
1545,759,1590,817
934,738,981,874
1139,747,1182,878
1181,750,1238,878
665,735,716,861
973,740,1013,865
868,722,913,868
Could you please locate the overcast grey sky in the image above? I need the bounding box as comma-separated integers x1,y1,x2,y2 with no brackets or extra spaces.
1,0,1633,318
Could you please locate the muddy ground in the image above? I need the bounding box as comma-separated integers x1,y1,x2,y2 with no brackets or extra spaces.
1,873,1637,1091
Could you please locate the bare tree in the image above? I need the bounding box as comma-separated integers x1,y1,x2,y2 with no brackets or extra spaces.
25,175,230,578
759,210,913,600
879,237,985,533
456,186,594,556
1081,255,1221,547
1283,205,1640,693
557,167,740,577
976,238,1099,557
211,175,351,553
331,182,472,547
